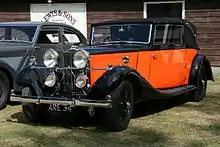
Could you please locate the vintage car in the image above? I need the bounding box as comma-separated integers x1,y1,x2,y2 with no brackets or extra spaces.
0,21,87,110
10,18,214,132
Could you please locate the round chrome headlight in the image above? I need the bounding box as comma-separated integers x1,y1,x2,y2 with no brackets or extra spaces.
43,49,59,68
75,75,88,88
44,72,56,87
73,50,89,68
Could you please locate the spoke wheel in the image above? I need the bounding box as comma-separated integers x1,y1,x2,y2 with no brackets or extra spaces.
117,89,132,122
105,80,134,132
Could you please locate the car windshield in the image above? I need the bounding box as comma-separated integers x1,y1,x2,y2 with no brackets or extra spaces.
90,23,152,45
0,25,37,43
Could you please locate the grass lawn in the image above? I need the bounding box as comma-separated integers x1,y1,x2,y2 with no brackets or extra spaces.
0,76,220,147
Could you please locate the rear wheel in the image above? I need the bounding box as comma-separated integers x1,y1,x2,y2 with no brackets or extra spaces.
22,88,50,123
0,71,9,110
189,65,207,102
104,80,134,132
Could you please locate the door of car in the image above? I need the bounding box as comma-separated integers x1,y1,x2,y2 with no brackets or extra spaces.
31,26,63,65
148,23,187,89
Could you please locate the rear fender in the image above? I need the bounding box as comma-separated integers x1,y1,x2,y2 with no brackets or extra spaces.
189,53,214,85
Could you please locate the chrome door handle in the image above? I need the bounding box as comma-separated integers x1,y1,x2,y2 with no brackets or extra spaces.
122,56,129,64
152,54,157,59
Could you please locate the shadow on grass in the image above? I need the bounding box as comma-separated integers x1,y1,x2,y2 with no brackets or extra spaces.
179,93,220,115
133,95,189,118
8,125,171,147
184,140,207,147
189,121,220,137
9,108,101,130
5,104,176,146
8,95,189,130
207,123,220,136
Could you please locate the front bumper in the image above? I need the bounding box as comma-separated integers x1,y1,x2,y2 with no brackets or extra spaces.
10,94,112,108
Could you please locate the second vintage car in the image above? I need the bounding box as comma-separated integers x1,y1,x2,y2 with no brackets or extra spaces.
0,21,87,110
10,18,214,132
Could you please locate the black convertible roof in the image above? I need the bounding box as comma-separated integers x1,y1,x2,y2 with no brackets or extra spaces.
91,17,197,34
91,17,193,26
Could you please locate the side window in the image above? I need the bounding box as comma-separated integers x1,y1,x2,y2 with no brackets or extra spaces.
153,25,167,45
63,28,81,45
11,28,30,41
0,27,32,41
153,24,184,47
167,25,184,46
37,29,59,44
0,28,6,39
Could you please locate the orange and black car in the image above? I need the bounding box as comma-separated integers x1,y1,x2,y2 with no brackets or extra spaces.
10,18,214,132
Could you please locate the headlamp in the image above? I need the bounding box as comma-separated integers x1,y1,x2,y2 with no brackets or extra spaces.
43,49,59,68
73,50,89,68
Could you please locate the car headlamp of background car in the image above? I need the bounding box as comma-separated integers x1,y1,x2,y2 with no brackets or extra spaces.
73,50,89,68
75,74,88,88
43,49,59,68
44,72,57,87
43,49,89,88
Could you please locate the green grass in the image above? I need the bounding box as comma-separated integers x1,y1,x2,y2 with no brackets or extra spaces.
1,76,220,147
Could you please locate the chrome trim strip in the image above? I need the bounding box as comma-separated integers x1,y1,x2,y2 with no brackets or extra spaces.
148,24,153,44
30,66,109,70
10,96,112,108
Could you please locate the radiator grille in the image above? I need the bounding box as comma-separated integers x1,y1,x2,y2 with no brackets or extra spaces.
61,51,88,97
62,69,87,96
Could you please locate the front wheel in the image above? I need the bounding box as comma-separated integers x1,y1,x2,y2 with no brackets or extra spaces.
21,88,50,123
105,80,134,132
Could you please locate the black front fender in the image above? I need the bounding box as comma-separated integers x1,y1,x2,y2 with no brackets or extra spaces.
87,66,161,101
189,53,214,85
87,66,138,100
17,65,48,96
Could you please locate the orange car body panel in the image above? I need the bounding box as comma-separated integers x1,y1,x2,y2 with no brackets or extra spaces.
89,52,138,86
147,49,186,89
136,51,152,81
89,48,198,89
139,48,198,89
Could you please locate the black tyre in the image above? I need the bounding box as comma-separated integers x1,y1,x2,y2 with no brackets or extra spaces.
22,88,50,123
190,65,208,102
0,71,9,110
105,80,134,132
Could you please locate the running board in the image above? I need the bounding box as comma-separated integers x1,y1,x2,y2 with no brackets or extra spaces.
159,85,196,96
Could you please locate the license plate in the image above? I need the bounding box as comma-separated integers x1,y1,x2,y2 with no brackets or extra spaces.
48,104,72,112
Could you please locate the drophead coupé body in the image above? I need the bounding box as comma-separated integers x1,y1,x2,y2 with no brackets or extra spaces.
10,18,214,132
